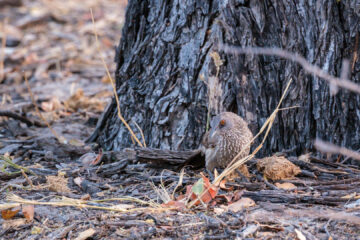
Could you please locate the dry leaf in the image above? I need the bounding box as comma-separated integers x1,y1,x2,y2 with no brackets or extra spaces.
275,182,297,190
227,198,255,212
41,97,62,112
161,200,186,210
74,228,96,240
213,207,225,215
68,139,85,147
1,206,21,220
22,205,34,221
80,194,91,201
64,88,106,112
101,74,111,83
79,151,101,166
74,177,83,187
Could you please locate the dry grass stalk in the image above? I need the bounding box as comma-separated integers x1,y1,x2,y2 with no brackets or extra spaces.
221,45,360,94
150,181,171,204
187,79,293,208
6,193,169,213
172,168,185,199
20,169,34,188
132,120,147,147
92,197,161,208
24,75,66,144
90,8,144,148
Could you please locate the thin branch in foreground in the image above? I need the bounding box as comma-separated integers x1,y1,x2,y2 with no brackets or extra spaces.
90,8,144,148
314,139,360,161
220,45,360,94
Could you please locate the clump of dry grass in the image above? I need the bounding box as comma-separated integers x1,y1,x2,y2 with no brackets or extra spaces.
4,193,169,213
257,155,301,180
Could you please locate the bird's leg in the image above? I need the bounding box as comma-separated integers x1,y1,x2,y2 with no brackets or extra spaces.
206,169,214,181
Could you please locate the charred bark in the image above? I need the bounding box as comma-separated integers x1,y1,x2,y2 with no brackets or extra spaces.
89,0,360,158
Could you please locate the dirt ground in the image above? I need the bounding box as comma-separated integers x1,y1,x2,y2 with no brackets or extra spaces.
0,0,360,239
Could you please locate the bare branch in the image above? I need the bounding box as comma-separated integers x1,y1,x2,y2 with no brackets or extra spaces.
220,45,360,94
314,139,360,161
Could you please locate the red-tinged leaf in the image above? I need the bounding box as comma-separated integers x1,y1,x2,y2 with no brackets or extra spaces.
1,207,20,220
199,190,213,204
207,186,218,199
92,149,103,165
185,173,219,206
22,205,34,221
200,172,210,185
219,179,233,191
185,185,193,197
200,172,218,199
176,194,186,201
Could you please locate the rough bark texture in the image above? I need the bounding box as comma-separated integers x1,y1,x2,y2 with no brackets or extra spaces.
89,0,360,157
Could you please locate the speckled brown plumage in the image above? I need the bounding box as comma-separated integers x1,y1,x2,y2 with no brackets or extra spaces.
200,112,253,171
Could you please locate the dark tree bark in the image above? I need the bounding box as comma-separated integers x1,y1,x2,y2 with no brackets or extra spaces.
89,0,360,157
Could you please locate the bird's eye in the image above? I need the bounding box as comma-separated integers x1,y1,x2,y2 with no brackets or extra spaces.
219,119,226,127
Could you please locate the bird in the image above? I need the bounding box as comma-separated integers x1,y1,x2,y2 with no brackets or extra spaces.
200,112,253,172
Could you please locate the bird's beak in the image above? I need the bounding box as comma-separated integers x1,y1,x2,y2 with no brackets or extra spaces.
209,127,218,140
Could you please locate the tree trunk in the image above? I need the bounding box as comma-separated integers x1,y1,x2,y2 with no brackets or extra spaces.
88,0,360,158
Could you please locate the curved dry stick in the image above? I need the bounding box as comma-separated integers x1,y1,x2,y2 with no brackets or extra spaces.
314,139,360,161
221,45,360,94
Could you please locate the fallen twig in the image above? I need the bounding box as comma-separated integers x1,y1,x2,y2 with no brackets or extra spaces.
0,110,44,127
